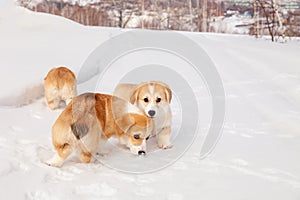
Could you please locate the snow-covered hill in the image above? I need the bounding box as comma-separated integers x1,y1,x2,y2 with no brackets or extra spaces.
1,3,300,200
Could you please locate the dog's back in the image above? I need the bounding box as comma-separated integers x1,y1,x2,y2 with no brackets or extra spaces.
113,84,137,102
46,67,76,89
44,66,77,110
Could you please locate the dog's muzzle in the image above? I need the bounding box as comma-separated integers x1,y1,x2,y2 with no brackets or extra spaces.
130,139,147,155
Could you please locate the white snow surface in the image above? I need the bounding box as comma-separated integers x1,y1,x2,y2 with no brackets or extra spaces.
1,4,300,200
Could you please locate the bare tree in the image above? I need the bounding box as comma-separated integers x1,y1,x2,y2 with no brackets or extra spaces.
254,0,285,42
196,0,200,32
112,0,136,28
201,0,208,32
189,0,193,31
285,11,300,37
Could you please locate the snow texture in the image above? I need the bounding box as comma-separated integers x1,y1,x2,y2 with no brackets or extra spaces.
1,3,300,200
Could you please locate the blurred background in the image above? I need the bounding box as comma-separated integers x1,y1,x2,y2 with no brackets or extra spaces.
17,0,300,40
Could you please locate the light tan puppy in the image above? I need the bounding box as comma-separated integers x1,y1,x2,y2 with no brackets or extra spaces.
44,66,77,110
46,93,153,167
114,81,172,149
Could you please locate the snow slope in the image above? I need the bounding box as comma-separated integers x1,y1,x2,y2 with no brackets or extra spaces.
1,3,300,200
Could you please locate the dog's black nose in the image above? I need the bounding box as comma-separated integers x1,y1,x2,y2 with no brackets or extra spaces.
138,150,146,155
148,110,156,117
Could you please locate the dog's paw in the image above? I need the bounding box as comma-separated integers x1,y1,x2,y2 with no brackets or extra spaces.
96,148,109,156
96,144,110,156
44,161,61,168
158,143,173,149
45,154,64,167
158,135,172,149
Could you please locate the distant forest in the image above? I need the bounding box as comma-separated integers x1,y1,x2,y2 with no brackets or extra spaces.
18,0,300,38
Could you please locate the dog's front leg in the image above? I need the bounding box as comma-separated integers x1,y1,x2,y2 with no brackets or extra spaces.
158,127,172,149
96,136,109,155
151,122,157,138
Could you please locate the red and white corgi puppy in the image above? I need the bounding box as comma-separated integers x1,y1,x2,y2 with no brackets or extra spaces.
44,66,77,110
46,93,154,167
114,81,172,149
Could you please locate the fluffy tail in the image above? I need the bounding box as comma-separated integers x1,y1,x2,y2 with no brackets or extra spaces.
0,84,44,108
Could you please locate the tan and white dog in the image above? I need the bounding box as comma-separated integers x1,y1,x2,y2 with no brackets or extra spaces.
44,66,77,110
46,93,154,167
114,81,172,149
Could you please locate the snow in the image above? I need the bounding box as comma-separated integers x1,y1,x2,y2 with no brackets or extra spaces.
210,14,253,34
0,3,114,102
1,3,300,200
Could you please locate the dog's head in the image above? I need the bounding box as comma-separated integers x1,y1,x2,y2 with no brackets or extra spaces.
116,113,153,155
130,81,172,118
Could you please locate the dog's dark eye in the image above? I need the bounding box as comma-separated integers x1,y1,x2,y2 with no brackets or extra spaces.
156,98,161,103
146,135,150,140
144,98,149,103
134,134,140,139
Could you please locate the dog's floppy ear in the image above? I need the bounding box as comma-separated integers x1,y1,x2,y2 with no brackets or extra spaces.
156,82,172,103
164,85,172,103
130,89,140,104
116,114,136,133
